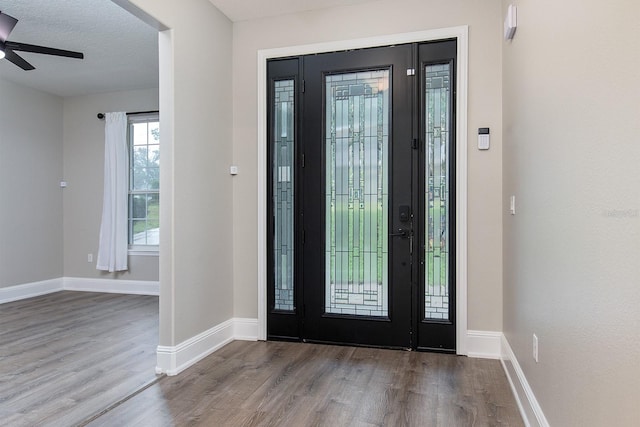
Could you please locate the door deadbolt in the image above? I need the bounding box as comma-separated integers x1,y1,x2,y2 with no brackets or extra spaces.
399,205,410,222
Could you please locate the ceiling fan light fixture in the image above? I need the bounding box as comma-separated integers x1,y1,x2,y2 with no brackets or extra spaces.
0,44,5,60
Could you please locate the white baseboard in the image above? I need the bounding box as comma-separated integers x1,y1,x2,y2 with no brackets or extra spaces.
156,319,235,376
63,277,160,296
157,323,499,377
156,317,259,376
233,317,259,341
0,278,63,304
501,334,549,427
466,330,502,359
1,277,160,305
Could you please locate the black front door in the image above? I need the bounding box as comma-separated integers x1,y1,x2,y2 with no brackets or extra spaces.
267,40,457,352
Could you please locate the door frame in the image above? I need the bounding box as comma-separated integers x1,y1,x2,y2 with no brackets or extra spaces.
257,26,469,355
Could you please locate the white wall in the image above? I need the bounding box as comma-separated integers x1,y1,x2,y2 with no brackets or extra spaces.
0,78,63,288
502,0,640,425
125,0,234,346
62,88,159,281
232,0,505,331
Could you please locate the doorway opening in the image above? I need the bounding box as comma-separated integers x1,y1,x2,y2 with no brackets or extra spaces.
266,37,462,352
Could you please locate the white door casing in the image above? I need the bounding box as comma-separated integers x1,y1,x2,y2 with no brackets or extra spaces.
257,26,469,354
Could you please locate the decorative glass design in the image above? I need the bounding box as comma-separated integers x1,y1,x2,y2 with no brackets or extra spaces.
273,80,295,311
425,64,451,320
325,70,390,317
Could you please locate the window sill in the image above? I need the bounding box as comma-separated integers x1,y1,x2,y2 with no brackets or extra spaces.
128,246,159,257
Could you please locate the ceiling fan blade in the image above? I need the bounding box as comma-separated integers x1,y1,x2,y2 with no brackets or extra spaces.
4,49,35,70
0,11,18,42
5,41,83,59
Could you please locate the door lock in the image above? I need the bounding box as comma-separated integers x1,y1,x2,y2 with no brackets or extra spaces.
399,205,411,222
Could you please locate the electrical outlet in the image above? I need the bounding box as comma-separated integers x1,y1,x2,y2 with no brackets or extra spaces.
88,253,93,263
533,333,539,362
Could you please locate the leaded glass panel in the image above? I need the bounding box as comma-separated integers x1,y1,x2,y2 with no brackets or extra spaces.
425,64,451,320
325,70,390,317
273,80,295,311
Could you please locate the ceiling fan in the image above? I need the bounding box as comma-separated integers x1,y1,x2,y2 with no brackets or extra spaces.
0,10,83,71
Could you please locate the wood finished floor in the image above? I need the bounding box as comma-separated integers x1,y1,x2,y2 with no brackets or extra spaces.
90,340,524,427
1,293,523,426
0,291,159,427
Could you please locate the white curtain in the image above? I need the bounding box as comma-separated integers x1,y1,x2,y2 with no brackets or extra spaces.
96,112,129,272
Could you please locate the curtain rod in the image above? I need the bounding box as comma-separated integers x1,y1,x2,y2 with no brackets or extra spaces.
96,110,159,120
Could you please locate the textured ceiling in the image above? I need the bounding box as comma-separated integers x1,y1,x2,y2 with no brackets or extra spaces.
209,0,375,22
0,0,378,97
0,0,158,97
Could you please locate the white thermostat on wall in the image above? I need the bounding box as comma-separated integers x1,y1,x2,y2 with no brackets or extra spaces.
478,128,490,150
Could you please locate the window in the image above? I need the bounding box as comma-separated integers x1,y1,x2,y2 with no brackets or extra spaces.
128,113,159,249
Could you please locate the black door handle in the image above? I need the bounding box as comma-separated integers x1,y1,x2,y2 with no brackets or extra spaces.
389,229,410,238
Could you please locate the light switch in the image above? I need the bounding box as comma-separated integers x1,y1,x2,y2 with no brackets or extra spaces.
478,128,490,150
510,195,516,215
229,165,239,175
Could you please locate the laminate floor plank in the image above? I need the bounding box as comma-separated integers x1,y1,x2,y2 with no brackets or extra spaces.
0,291,159,427
89,341,524,427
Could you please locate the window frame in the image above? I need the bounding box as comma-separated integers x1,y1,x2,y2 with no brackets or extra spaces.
127,112,160,255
